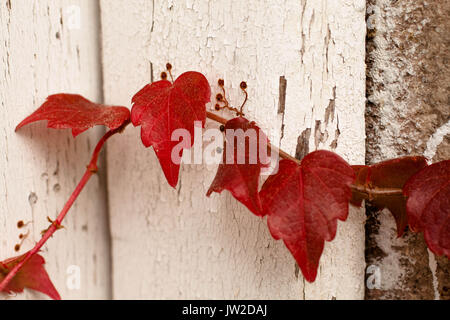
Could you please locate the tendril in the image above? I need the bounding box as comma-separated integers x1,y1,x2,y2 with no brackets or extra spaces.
214,79,246,116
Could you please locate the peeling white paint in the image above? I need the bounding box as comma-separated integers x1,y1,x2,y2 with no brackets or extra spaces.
424,120,450,161
427,249,440,300
0,0,110,299
372,211,409,291
101,0,366,299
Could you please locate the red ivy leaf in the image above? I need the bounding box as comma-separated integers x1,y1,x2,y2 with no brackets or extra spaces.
260,151,355,282
16,94,130,137
351,156,428,236
131,72,210,188
207,117,269,216
403,160,450,258
0,254,60,300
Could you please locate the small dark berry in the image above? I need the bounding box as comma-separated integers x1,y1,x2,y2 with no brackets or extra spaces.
215,104,221,111
14,244,20,252
220,125,225,132
17,220,24,228
240,81,247,89
216,93,223,101
161,72,168,80
218,79,225,86
166,63,172,70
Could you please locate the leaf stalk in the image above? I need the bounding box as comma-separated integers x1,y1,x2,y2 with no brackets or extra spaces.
0,120,131,293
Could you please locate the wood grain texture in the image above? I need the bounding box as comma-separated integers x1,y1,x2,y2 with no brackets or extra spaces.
0,0,110,299
101,0,366,299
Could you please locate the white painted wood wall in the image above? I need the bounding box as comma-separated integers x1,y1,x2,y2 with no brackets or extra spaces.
0,1,110,299
1,0,366,299
101,0,366,299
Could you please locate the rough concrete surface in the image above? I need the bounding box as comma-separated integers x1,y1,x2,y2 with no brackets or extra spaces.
366,0,449,299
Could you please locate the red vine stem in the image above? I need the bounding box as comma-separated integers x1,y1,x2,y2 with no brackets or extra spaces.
0,120,131,292
351,185,404,198
1,111,403,292
206,111,404,198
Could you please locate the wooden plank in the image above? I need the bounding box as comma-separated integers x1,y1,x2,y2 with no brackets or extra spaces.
0,0,110,299
101,0,366,299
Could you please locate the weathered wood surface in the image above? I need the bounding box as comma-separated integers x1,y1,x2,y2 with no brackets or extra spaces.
0,0,110,299
101,0,366,299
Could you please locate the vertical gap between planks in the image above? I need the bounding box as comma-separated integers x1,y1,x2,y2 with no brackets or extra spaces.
95,0,113,300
